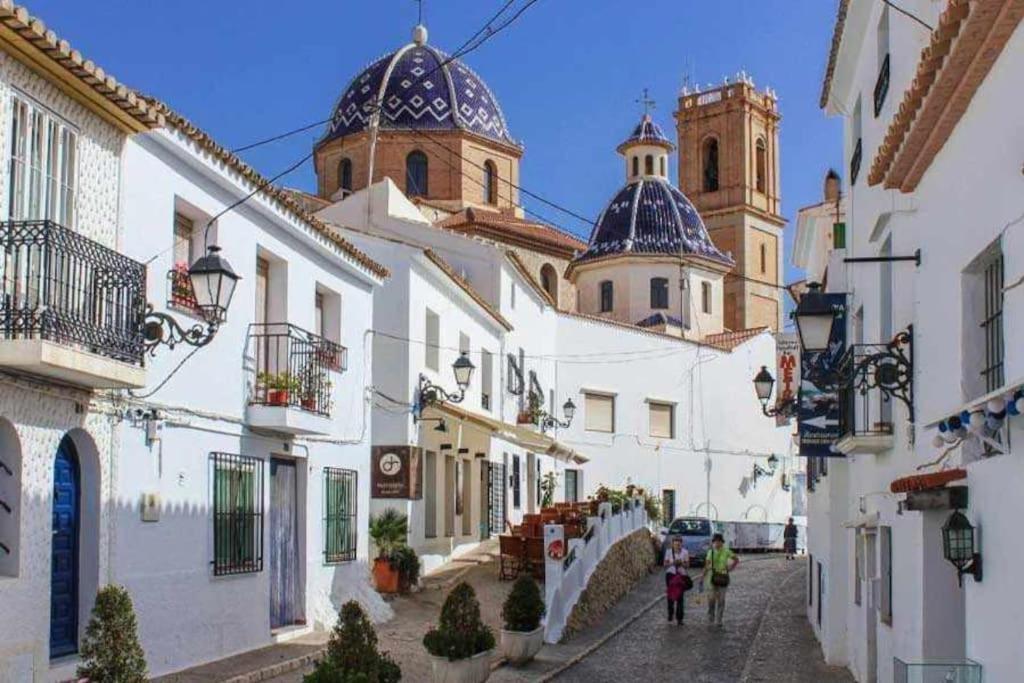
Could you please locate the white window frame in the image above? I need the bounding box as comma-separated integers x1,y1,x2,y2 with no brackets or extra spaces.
583,391,615,433
7,93,77,227
647,400,675,439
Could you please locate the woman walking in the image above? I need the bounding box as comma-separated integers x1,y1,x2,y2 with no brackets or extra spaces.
663,536,691,625
701,533,738,627
784,517,798,560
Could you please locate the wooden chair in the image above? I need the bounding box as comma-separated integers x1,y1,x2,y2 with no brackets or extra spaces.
524,536,546,581
499,535,525,581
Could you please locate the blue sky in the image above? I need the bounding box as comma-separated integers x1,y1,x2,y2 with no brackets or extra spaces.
27,0,841,285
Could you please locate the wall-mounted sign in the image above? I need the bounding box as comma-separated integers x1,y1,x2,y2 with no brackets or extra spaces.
798,293,847,457
776,333,800,427
371,446,423,499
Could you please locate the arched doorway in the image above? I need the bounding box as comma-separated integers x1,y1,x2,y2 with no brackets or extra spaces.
50,436,80,658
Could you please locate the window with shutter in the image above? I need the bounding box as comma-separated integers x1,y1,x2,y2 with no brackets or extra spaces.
324,468,357,563
879,526,892,625
425,309,440,371
584,393,614,433
649,402,674,439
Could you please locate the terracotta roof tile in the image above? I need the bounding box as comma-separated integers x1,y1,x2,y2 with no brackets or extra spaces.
819,0,851,109
869,0,1022,191
440,208,588,257
703,327,770,350
0,1,164,131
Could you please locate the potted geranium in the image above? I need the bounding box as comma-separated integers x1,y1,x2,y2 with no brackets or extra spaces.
369,509,408,594
423,582,495,683
499,576,546,665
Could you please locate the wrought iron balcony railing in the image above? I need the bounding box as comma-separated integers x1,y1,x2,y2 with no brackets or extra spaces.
873,53,890,117
837,331,913,440
0,219,146,365
248,322,347,417
850,137,863,186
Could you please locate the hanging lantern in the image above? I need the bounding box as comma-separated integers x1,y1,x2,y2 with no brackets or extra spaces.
792,282,836,353
188,245,240,324
941,510,982,586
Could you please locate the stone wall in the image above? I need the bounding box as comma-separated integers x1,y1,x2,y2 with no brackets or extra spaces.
561,528,655,640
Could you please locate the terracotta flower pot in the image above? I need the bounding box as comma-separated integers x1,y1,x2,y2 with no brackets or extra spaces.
301,397,317,411
500,626,544,665
429,649,493,683
267,389,289,406
373,557,400,594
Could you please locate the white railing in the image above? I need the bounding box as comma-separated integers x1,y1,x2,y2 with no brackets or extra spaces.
542,497,647,643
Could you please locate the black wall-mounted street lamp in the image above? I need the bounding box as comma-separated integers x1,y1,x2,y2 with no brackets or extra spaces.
417,352,475,415
752,454,779,483
539,398,577,433
143,245,240,354
792,282,837,354
753,366,797,418
942,510,982,586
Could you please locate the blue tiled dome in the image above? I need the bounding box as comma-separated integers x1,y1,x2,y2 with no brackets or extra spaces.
577,178,734,266
321,27,517,148
617,114,674,152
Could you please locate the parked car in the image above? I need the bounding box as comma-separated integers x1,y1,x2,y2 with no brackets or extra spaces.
661,516,714,566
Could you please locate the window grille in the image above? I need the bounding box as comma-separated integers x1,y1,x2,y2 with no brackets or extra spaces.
487,462,507,535
564,469,579,502
212,452,264,576
981,251,1005,393
8,95,77,226
511,455,521,509
324,468,357,564
507,353,524,395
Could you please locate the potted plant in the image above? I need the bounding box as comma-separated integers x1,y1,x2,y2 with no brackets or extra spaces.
517,392,543,425
499,576,546,666
77,585,148,682
539,472,558,509
169,261,197,310
423,582,495,683
369,509,408,594
304,600,400,683
259,372,299,406
390,545,421,593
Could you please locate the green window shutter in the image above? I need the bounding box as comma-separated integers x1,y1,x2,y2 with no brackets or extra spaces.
324,468,357,563
211,453,264,575
833,222,846,249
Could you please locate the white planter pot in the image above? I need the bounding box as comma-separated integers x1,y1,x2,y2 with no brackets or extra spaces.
500,626,544,665
429,648,494,683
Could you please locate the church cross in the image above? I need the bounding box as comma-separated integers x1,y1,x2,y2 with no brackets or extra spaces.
415,0,424,25
636,88,656,116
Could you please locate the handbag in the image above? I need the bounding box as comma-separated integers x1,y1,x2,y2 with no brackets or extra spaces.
710,549,730,588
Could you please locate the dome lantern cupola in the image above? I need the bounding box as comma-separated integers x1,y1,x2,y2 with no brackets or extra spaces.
618,114,674,182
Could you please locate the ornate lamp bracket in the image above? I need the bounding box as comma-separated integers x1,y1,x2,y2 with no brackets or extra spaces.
850,326,914,422
417,373,466,412
142,305,218,356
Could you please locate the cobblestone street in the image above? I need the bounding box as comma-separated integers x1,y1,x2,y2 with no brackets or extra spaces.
548,556,853,683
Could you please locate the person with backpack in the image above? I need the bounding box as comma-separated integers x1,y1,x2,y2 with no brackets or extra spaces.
662,536,691,625
701,533,738,627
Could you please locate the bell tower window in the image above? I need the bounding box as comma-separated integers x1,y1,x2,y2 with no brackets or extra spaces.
540,264,558,303
650,277,669,310
755,138,767,194
645,154,654,175
483,160,498,204
599,280,613,313
338,157,353,195
632,156,639,177
406,150,428,197
703,137,719,192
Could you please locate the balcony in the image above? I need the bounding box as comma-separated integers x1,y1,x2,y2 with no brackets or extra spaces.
873,53,890,117
0,219,146,388
850,137,863,186
894,658,981,683
834,339,913,455
246,322,347,435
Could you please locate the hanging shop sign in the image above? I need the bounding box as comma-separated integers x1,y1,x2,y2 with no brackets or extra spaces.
798,293,846,457
371,446,423,499
776,333,801,427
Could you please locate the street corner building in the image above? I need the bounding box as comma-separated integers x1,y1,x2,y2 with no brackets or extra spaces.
800,1,1024,682
0,8,800,681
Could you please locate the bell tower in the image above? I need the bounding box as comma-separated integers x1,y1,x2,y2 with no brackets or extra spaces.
674,74,784,333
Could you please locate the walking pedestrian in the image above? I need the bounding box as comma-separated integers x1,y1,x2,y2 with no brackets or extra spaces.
663,536,691,625
784,517,798,560
701,533,738,627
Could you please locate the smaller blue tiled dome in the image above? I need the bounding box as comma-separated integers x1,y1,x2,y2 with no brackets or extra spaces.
617,114,674,153
576,177,734,267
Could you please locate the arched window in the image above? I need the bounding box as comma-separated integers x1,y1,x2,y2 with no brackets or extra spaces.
540,264,558,302
650,277,669,309
660,157,666,176
760,243,767,273
701,281,712,314
483,160,498,205
599,280,613,313
632,156,639,177
644,154,654,176
703,137,719,192
755,138,767,193
338,157,353,195
406,151,428,197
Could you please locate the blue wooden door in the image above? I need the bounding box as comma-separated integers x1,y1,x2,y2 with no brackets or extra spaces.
269,458,300,629
50,439,79,659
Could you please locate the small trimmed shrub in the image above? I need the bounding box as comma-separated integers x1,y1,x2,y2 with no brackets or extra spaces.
77,585,147,683
304,601,400,683
423,582,495,661
369,509,408,559
501,576,546,632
